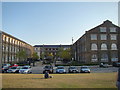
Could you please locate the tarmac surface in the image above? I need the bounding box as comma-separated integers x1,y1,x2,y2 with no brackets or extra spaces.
31,61,119,74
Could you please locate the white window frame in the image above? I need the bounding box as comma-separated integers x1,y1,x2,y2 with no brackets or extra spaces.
100,27,106,32
110,27,116,32
111,43,117,50
91,34,97,40
91,43,98,50
110,34,117,40
100,34,107,40
91,54,98,62
101,43,107,50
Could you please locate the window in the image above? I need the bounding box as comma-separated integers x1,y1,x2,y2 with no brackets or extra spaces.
101,43,107,50
6,45,8,51
12,56,14,61
91,54,98,62
35,48,38,51
110,34,117,40
110,27,116,32
100,27,106,32
2,44,5,51
2,35,5,41
91,43,97,50
12,46,14,52
101,53,108,62
111,52,118,62
111,43,117,50
5,55,8,62
6,37,9,42
10,38,12,43
91,34,97,40
64,48,67,50
100,34,107,40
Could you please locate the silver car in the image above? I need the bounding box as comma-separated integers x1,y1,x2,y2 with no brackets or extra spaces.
7,66,22,73
56,66,66,74
80,66,90,73
19,66,32,74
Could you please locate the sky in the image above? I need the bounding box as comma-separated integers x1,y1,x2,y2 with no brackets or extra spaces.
2,2,118,45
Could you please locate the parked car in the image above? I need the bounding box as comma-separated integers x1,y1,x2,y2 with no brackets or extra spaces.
113,62,120,67
80,66,90,73
19,66,32,74
7,66,22,73
2,66,9,73
2,63,11,67
56,66,66,74
68,66,79,73
43,65,53,74
9,64,18,68
99,63,109,68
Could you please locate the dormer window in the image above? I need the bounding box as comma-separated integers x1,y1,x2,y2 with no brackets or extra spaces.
100,27,106,32
110,27,116,32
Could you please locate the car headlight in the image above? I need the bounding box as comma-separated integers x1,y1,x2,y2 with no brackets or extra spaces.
24,70,28,72
12,70,16,72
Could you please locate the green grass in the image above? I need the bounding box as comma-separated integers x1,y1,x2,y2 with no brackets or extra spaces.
2,73,117,88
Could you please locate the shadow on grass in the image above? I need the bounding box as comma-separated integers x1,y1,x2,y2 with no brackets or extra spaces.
22,78,52,79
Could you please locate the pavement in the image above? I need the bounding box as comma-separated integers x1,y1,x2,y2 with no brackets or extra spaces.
31,61,119,74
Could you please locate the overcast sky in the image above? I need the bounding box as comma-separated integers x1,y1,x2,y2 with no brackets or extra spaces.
2,2,118,45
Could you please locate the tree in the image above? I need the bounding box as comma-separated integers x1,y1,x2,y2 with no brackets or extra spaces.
32,52,39,60
57,48,72,62
16,50,27,62
32,52,39,66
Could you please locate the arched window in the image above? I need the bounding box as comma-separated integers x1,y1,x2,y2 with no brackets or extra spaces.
91,43,97,50
101,43,107,50
91,54,98,62
111,43,117,50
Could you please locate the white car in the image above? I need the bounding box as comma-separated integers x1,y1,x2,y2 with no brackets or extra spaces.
80,66,90,73
7,66,22,73
19,66,32,74
56,66,66,74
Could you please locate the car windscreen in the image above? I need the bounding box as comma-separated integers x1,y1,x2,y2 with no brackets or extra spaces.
81,67,88,69
45,66,52,68
2,64,7,66
22,67,29,69
57,67,64,69
10,67,17,69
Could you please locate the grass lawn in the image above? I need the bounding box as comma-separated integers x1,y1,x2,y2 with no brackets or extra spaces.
1,73,117,88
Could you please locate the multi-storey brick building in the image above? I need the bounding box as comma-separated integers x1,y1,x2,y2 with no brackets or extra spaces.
34,45,71,60
72,20,120,64
0,31,34,64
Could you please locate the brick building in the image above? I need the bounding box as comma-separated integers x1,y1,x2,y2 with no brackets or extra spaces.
34,45,71,60
72,20,120,64
0,31,34,64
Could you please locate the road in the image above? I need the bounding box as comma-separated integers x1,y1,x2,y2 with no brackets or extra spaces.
30,61,119,74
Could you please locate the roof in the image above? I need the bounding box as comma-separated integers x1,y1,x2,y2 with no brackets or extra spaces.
73,20,120,45
34,45,71,48
1,31,32,47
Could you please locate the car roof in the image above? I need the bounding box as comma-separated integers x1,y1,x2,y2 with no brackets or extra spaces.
23,65,30,67
69,66,75,67
57,66,64,67
81,66,88,67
